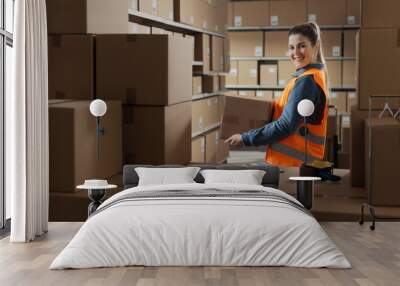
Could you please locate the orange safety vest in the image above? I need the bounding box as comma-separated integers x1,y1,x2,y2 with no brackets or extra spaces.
266,67,328,167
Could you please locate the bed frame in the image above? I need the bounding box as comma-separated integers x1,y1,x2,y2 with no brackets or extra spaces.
123,164,280,189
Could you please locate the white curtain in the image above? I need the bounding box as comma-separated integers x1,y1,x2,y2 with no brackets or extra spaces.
6,0,49,242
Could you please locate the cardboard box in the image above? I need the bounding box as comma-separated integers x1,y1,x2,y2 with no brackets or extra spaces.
341,126,350,153
48,35,94,100
307,0,346,25
193,76,203,95
195,33,211,72
227,1,234,26
217,134,230,162
158,0,174,21
205,129,219,163
49,100,122,192
232,1,269,27
174,0,196,26
47,0,151,34
346,0,360,25
221,95,273,139
191,136,205,163
278,61,295,86
357,29,400,110
265,31,288,57
260,63,278,86
211,36,224,72
325,60,342,87
139,0,158,15
365,117,400,206
129,23,151,34
217,95,225,123
270,0,306,26
350,107,379,187
202,75,219,93
238,90,256,98
229,32,263,57
219,75,226,90
255,90,274,101
192,97,220,134
223,37,230,72
361,0,400,28
343,60,357,87
328,92,347,114
226,61,238,86
343,30,356,57
123,101,191,165
96,34,192,105
238,61,258,86
347,91,357,112
321,31,342,57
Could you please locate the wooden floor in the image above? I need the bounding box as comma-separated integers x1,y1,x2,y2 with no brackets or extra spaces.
1,222,400,286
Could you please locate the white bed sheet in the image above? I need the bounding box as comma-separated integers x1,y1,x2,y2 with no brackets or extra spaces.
50,183,351,269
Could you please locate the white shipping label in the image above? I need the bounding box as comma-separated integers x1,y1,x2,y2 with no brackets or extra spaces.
268,67,276,73
239,91,247,96
230,68,238,76
234,16,242,27
249,68,257,77
255,46,263,56
347,16,355,25
270,15,278,26
256,91,264,97
152,0,157,14
348,92,356,99
308,14,317,22
342,115,350,126
332,46,341,57
199,117,204,129
279,79,285,86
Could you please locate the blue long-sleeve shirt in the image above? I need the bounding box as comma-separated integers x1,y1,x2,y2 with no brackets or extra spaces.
241,64,326,146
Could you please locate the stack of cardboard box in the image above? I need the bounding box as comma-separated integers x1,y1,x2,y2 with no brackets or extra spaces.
350,0,400,190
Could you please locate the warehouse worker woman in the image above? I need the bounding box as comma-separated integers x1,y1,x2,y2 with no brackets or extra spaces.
225,22,329,167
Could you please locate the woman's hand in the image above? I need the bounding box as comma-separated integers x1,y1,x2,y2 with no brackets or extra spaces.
224,134,243,146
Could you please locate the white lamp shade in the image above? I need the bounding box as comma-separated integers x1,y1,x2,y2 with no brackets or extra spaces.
90,99,107,117
297,99,315,117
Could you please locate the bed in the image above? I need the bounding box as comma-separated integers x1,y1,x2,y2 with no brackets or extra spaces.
50,164,350,269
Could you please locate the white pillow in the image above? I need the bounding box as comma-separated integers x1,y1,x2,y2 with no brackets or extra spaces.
135,167,201,186
200,169,266,185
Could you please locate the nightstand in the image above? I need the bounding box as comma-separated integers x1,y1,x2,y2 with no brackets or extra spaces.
77,183,117,216
289,176,321,210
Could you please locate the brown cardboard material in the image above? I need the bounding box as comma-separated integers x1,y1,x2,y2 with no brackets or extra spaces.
174,0,196,26
219,75,226,90
346,0,360,25
195,33,211,72
48,35,94,100
342,60,356,88
49,100,122,192
158,0,174,21
341,126,350,153
211,36,224,72
139,0,158,16
325,60,342,87
202,75,219,93
278,61,295,87
223,37,230,72
255,90,274,101
326,111,337,138
270,0,306,26
226,61,238,86
350,107,379,187
123,101,191,165
217,95,225,123
307,0,346,25
347,92,357,112
361,0,400,28
227,1,233,26
96,34,192,105
357,29,400,110
323,136,335,163
191,136,205,163
232,1,269,27
192,97,220,134
328,92,347,114
364,117,400,206
229,32,263,57
238,61,258,86
221,95,273,139
193,76,202,95
260,63,278,86
216,136,230,162
343,30,356,57
337,152,349,169
265,31,288,57
321,31,342,57
205,129,219,163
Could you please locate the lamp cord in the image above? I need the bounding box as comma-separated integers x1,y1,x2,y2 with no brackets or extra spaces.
304,116,308,165
96,117,100,160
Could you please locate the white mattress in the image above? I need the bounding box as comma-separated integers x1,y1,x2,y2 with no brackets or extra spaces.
50,183,351,269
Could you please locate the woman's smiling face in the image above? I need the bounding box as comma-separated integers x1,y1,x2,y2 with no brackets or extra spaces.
288,34,317,69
